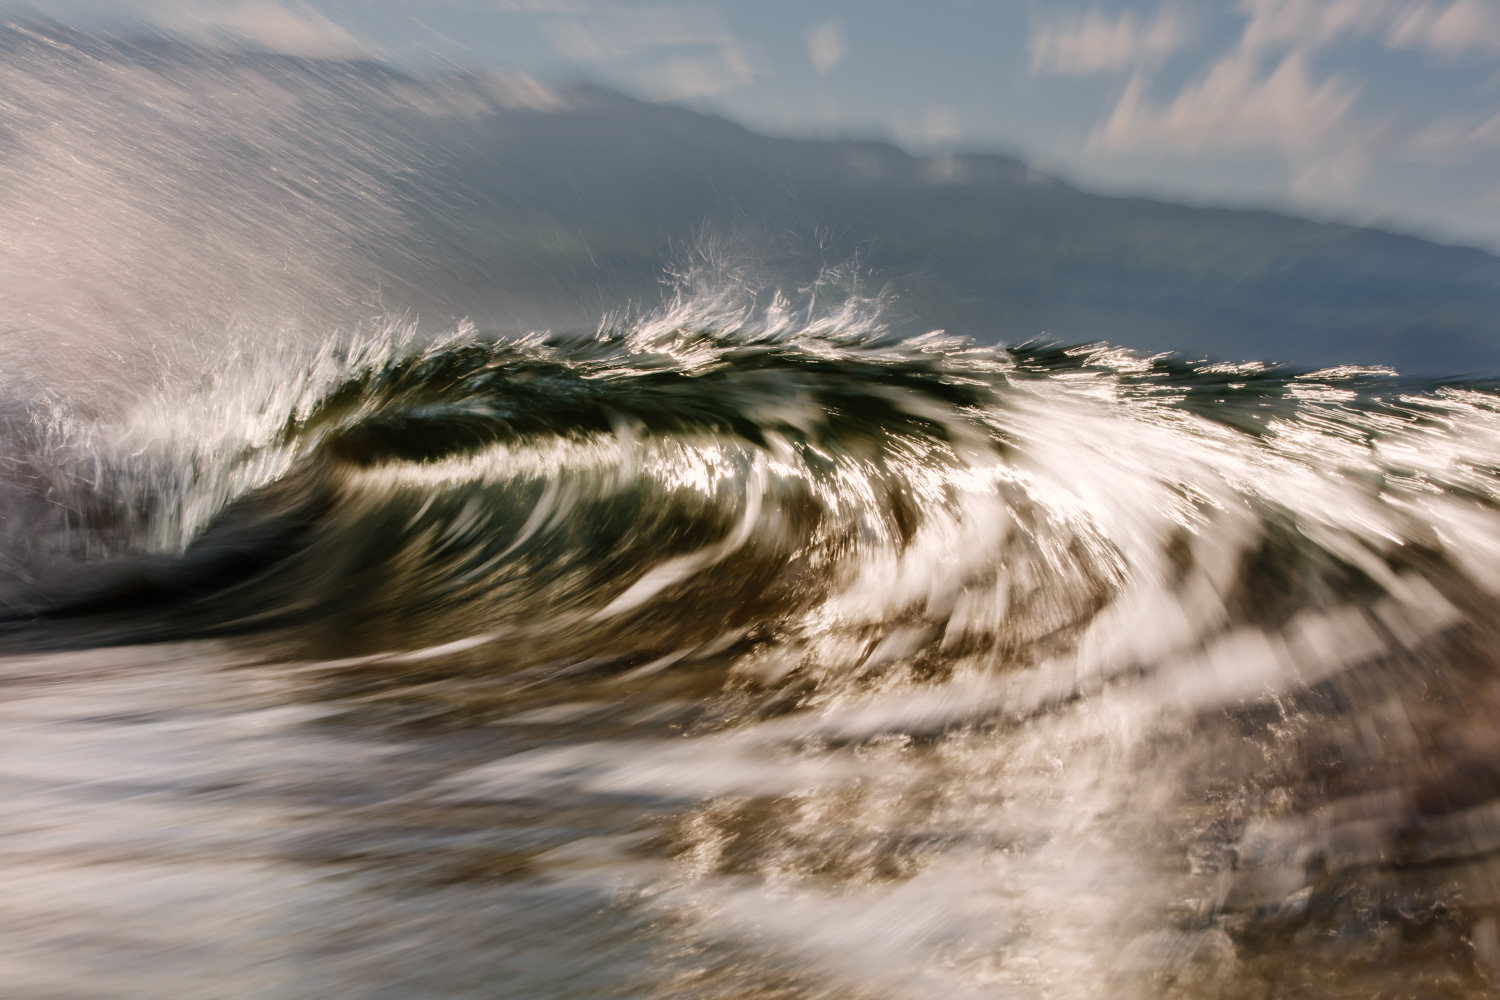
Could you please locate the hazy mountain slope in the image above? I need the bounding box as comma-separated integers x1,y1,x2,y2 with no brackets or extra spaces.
5,26,1497,374
397,84,1500,373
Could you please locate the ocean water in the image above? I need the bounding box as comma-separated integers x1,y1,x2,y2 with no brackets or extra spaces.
6,24,1500,1000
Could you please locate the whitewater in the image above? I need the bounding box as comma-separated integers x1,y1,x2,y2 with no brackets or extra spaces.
5,23,1500,1000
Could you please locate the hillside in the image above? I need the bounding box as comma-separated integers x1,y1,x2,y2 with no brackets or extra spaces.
6,26,1498,374
400,83,1500,374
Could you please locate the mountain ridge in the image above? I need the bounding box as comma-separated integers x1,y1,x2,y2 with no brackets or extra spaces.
3,22,1497,374
388,74,1500,373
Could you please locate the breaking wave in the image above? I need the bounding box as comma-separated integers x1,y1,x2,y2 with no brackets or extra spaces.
9,285,1500,995
7,21,1500,1000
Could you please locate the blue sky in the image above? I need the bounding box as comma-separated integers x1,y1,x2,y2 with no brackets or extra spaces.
20,0,1500,250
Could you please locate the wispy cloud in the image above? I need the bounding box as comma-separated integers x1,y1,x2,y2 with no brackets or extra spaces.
1236,0,1389,51
1385,0,1500,56
1093,51,1359,153
1028,5,1194,76
1410,109,1500,157
1086,0,1500,194
145,0,369,57
635,39,763,99
806,18,846,75
1092,50,1367,191
538,4,731,60
460,0,599,9
924,105,961,143
1237,0,1500,57
523,2,767,98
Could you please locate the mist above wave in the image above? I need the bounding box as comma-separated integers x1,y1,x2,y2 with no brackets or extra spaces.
8,22,1500,1000
1,20,1498,394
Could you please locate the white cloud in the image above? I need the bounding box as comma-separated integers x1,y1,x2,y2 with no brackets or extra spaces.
1028,5,1194,76
636,40,762,99
923,105,962,143
1288,139,1371,194
462,0,599,9
1385,0,1500,56
539,5,732,60
806,18,846,75
1410,109,1500,156
526,2,767,98
1093,51,1359,154
1236,0,1500,57
1083,0,1500,196
153,0,367,58
1236,0,1390,51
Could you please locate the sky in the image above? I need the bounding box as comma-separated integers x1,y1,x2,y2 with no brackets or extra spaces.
16,0,1500,251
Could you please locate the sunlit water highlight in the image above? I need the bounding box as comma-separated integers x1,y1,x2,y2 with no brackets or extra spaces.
6,22,1500,1000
